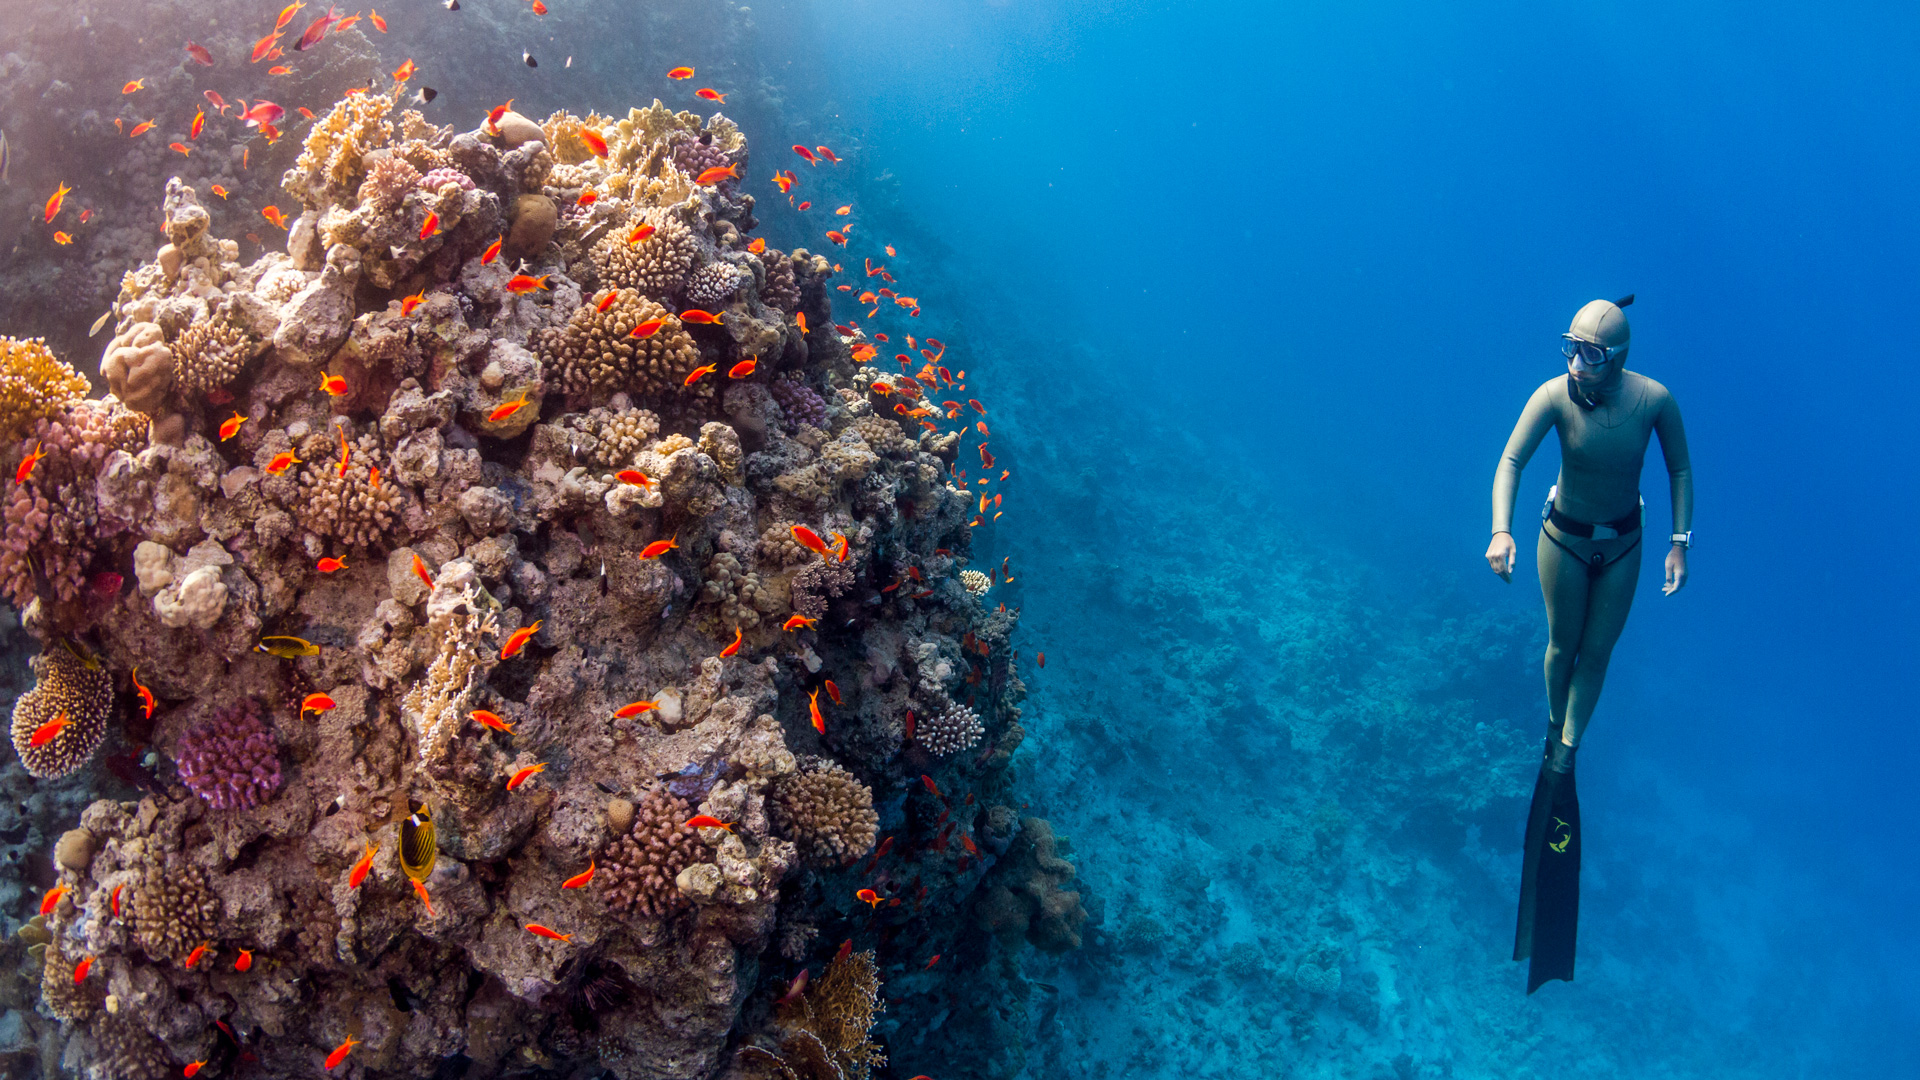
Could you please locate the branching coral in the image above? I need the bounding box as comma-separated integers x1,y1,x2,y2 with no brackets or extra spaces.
599,784,710,919
39,939,102,1022
173,699,282,811
555,406,663,469
769,760,879,866
131,853,222,964
9,645,113,779
917,701,983,757
589,210,698,299
289,427,405,549
537,289,704,400
0,337,90,443
685,262,743,310
959,569,990,597
771,379,828,430
171,317,258,395
790,560,853,623
0,399,150,607
290,89,398,206
403,586,499,765
745,948,886,1080
92,1014,174,1080
759,253,801,315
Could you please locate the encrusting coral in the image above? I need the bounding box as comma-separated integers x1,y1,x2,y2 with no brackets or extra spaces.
8,645,113,779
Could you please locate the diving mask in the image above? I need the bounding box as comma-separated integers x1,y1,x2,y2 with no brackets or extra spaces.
1561,336,1620,369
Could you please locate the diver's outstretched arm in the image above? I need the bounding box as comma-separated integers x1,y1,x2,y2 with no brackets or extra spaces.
1488,382,1558,579
1652,383,1694,595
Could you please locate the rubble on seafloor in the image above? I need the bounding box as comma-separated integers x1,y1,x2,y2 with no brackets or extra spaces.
0,89,1076,1080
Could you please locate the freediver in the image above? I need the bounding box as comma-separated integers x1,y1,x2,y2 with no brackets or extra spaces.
1486,295,1693,992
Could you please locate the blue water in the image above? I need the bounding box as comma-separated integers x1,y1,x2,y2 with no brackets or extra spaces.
745,0,1920,1074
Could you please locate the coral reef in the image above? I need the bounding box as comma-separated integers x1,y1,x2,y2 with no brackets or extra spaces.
0,337,91,443
171,699,282,811
537,288,705,401
599,784,710,919
917,700,985,757
769,759,880,866
589,210,700,300
976,817,1089,953
743,947,886,1080
8,646,113,779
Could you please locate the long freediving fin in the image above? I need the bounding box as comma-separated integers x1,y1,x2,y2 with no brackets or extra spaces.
1514,739,1581,992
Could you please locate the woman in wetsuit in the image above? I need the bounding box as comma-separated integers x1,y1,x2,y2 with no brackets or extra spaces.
1486,295,1693,991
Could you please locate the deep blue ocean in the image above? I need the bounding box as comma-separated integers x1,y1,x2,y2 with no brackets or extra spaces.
1,0,1913,1075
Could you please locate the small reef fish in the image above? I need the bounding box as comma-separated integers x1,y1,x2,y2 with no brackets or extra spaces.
185,41,214,68
39,885,71,915
887,245,898,257
470,709,514,734
488,396,531,422
809,688,825,733
832,531,850,563
210,184,229,199
44,182,70,223
921,774,942,798
797,201,811,211
776,968,809,1005
796,312,808,334
727,358,756,379
523,51,538,68
324,1034,360,1071
789,524,830,557
480,236,502,264
637,536,678,560
500,620,541,659
15,441,47,483
240,99,286,127
695,163,740,185
400,289,427,315
856,888,882,909
815,146,841,163
347,841,377,888
234,949,253,972
255,635,320,658
525,923,571,942
628,319,665,339
505,274,550,294
667,66,694,79
335,424,350,476
72,955,94,983
792,145,816,165
296,6,344,51
823,679,842,705
580,128,608,157
190,110,205,139
747,237,765,253
270,64,293,75
264,450,300,475
251,31,282,63
169,142,192,156
122,79,146,95
316,557,348,573
1037,651,1046,667
260,206,290,229
612,700,657,718
184,942,211,969
576,189,597,206
835,205,851,216
627,223,656,244
923,954,941,970
370,9,387,32
595,292,621,313
695,88,726,102
276,2,306,30
486,99,515,133
319,370,348,396
684,363,717,386
680,308,722,324
412,552,435,590
419,210,440,239
719,626,742,657
615,469,656,489
109,884,123,917
369,465,381,488
184,1062,207,1079
505,763,546,791
684,815,734,832
411,878,435,916
301,692,337,717
131,668,157,719
562,862,595,889
393,58,417,82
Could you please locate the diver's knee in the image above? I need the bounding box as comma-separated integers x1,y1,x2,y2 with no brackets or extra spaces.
1543,641,1576,667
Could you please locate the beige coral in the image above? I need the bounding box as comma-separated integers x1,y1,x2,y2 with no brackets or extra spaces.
402,587,499,765
960,569,990,597
40,939,102,1021
756,522,815,567
695,552,781,632
101,322,174,415
746,947,886,1080
289,427,405,549
9,646,113,779
171,317,258,395
588,210,698,300
557,406,663,469
769,760,879,866
130,854,222,964
0,337,90,443
291,90,398,205
536,288,704,401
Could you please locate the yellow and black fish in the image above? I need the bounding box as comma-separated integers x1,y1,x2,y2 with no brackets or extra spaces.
255,635,320,659
400,801,436,882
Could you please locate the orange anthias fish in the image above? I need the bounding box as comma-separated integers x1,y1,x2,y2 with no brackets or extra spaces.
770,173,794,194
369,9,387,32
324,1035,360,1071
190,110,205,139
347,841,377,888
319,370,348,396
480,236,502,264
835,204,851,216
235,948,253,972
316,556,348,573
109,883,124,917
579,127,608,157
411,879,434,917
525,923,571,942
719,626,742,658
73,955,94,982
1037,651,1047,668
300,694,338,722
816,146,841,163
15,441,48,484
185,39,214,66
264,451,301,476
487,99,515,133
184,942,211,969
470,709,514,734
576,189,597,206
694,87,725,102
727,358,756,379
628,319,666,339
562,862,595,888
505,762,546,791
615,470,656,489
809,688,825,733
782,613,817,632
626,223,656,244
637,535,678,560
796,312,808,334
667,66,694,79
824,230,847,246
823,679,842,705
261,205,290,229
169,142,193,156
747,237,766,253
130,667,157,719
856,888,882,909
680,308,722,324
276,1,306,30
211,184,230,199
251,30,283,63
184,1062,207,1079
128,119,156,137
270,65,293,75
43,183,70,223
694,163,740,185
122,79,146,94
393,58,417,82
506,274,550,294
831,531,849,563
38,885,71,915
419,210,440,240
489,396,531,422
684,815,734,832
790,525,831,557
400,288,428,315
612,699,658,718
412,552,435,590
500,620,541,659
791,145,817,165
684,363,717,386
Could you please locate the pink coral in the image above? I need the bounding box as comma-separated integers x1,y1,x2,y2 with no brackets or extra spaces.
0,401,145,609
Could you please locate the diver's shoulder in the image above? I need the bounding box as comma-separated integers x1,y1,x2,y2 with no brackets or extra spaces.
1623,369,1676,402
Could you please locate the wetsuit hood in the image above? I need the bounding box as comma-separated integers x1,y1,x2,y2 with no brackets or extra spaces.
1566,298,1631,362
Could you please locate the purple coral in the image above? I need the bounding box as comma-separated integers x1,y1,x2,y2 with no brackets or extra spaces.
668,133,732,180
771,378,828,430
0,401,145,609
418,167,476,192
174,700,282,811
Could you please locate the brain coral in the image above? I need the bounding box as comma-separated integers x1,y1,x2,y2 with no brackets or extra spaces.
0,337,90,443
918,701,984,757
684,262,742,310
770,760,879,866
599,784,710,919
173,699,282,811
171,317,257,395
589,211,698,299
8,646,113,779
131,853,222,964
536,289,704,401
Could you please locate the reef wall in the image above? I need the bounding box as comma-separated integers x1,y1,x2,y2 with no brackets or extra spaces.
0,82,1050,1080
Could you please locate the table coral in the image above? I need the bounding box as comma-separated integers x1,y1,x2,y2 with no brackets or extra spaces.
8,645,112,779
172,699,282,811
0,336,90,443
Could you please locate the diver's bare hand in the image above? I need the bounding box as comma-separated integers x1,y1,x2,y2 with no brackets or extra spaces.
1486,532,1516,582
1663,544,1688,595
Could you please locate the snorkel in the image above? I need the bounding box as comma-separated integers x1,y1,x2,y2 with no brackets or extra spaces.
1563,295,1633,409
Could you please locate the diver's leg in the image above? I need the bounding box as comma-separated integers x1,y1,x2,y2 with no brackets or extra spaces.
1561,541,1643,746
1537,528,1589,738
